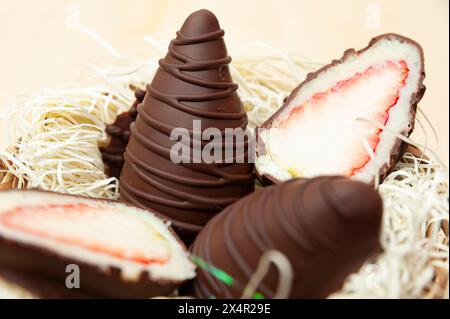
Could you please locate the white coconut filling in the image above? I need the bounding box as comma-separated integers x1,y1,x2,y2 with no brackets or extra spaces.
258,36,423,183
0,191,196,282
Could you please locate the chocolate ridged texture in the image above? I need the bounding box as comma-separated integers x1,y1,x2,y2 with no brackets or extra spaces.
100,89,146,179
120,9,255,244
190,176,383,299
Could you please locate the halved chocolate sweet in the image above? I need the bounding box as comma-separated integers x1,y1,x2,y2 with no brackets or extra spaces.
0,190,196,298
256,34,426,184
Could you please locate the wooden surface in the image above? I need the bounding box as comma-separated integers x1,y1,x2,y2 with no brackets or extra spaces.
0,0,448,165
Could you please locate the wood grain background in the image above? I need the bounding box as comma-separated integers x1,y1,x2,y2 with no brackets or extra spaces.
0,0,448,165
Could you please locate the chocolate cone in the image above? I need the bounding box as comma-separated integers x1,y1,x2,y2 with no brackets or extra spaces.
190,176,383,299
120,9,255,244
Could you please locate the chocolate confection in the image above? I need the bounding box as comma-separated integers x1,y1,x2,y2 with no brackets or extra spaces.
191,176,383,299
256,34,426,184
0,190,196,298
120,9,255,243
100,89,146,179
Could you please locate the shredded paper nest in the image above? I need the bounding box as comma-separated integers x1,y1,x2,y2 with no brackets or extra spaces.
0,41,448,299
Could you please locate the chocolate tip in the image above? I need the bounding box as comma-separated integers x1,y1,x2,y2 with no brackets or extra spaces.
180,9,221,37
329,177,383,221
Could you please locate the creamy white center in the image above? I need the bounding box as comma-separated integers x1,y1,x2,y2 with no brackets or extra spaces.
265,61,407,178
1,203,171,264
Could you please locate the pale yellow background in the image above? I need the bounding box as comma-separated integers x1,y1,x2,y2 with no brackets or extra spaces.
0,0,448,165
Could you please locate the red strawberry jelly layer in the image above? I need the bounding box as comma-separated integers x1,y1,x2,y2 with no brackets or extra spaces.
280,60,409,176
0,203,169,265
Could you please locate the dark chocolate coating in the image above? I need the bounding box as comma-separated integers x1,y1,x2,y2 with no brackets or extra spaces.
100,89,146,179
0,267,94,299
257,34,426,185
190,176,383,299
120,9,255,243
0,236,177,298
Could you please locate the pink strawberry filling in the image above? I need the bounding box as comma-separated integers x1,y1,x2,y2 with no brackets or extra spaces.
275,60,409,177
0,203,171,265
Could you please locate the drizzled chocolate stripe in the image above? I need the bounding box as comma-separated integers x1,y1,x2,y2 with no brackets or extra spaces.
148,32,242,119
191,176,383,299
137,104,248,140
173,29,225,45
132,109,249,161
120,9,254,244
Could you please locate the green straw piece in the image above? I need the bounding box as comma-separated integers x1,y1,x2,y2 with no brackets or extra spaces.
191,255,234,286
191,255,266,299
